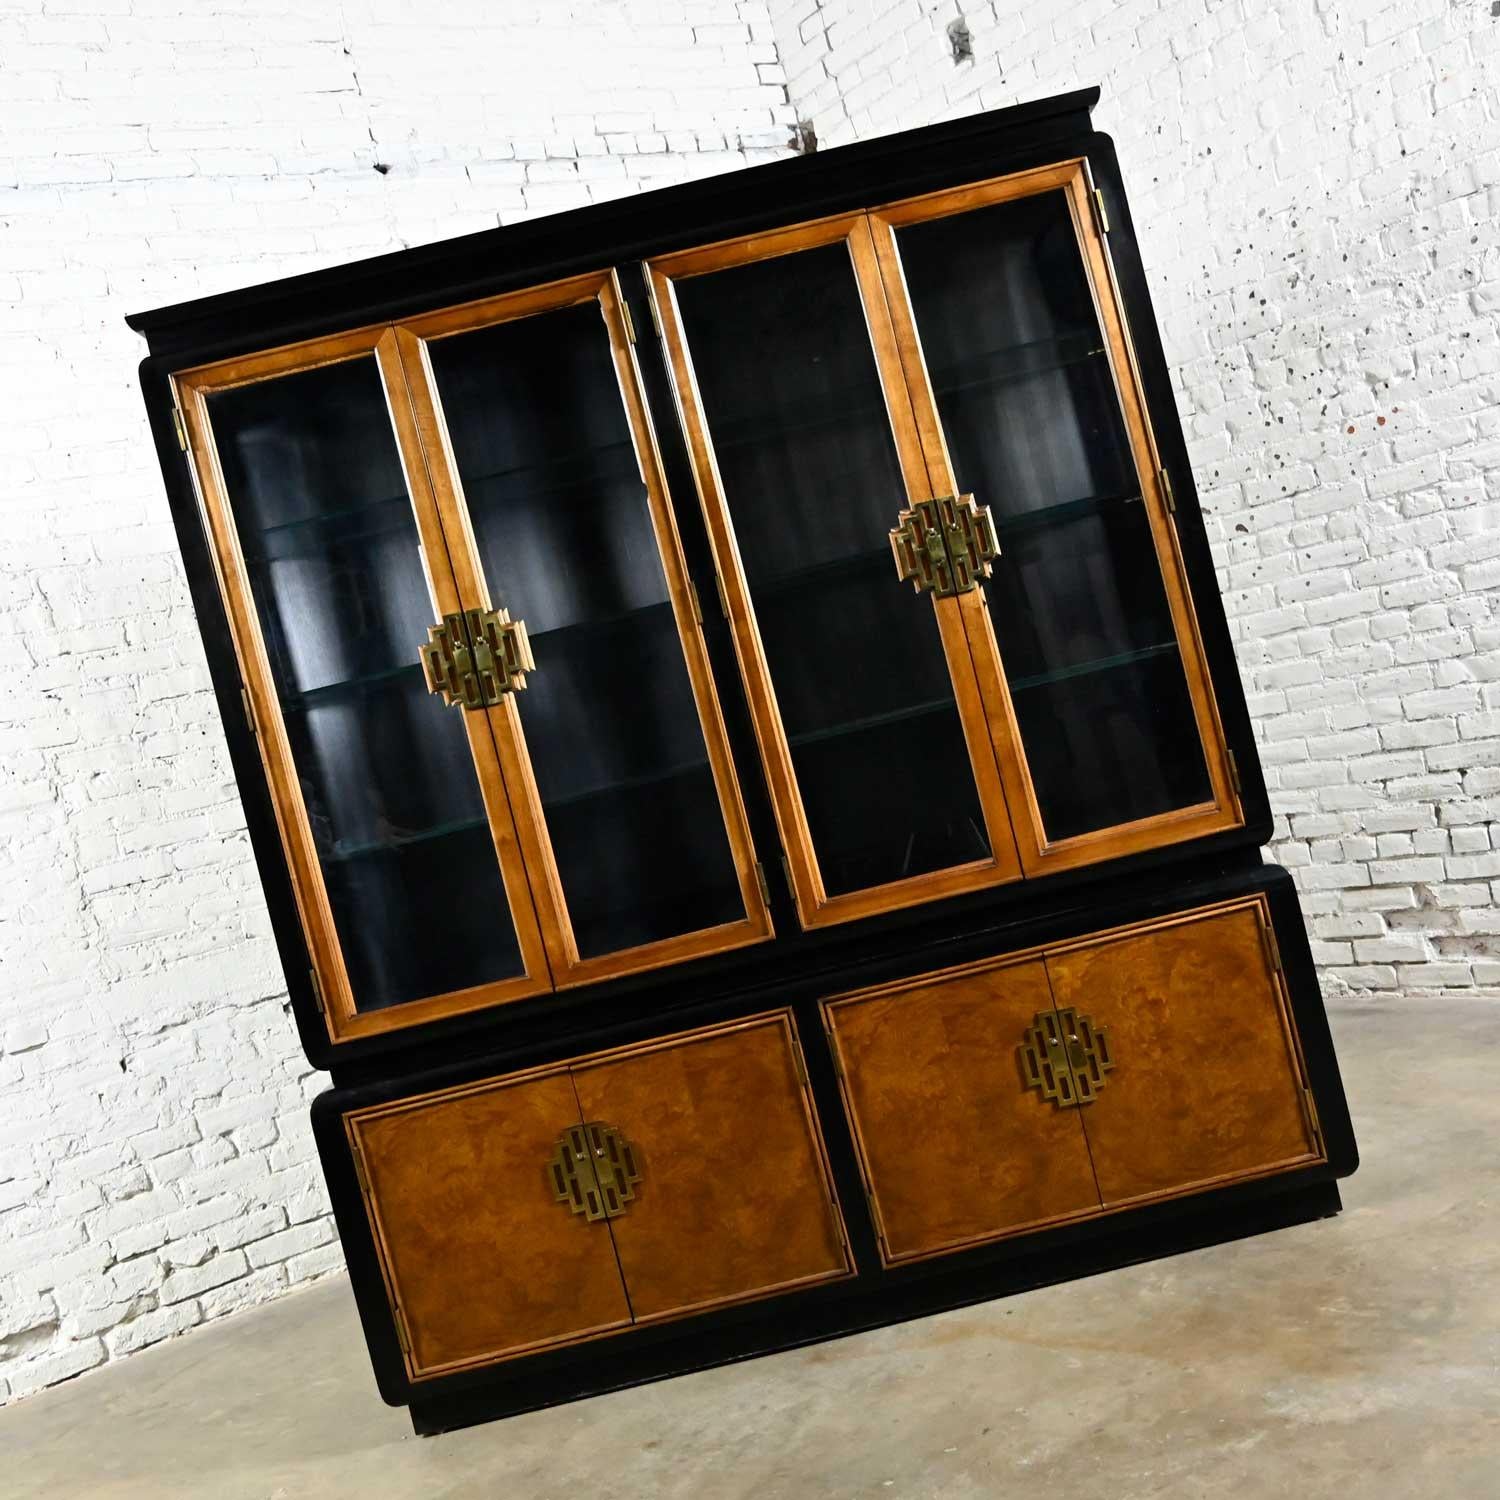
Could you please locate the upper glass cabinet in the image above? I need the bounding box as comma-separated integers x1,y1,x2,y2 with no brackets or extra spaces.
174,158,1244,1038
176,275,770,1043
649,159,1240,919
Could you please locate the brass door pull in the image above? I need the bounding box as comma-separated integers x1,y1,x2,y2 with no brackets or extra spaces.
420,606,534,709
547,1121,642,1222
1019,1007,1114,1108
889,493,999,598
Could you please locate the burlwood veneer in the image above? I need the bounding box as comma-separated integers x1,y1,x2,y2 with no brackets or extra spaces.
573,1014,851,1319
825,957,1099,1263
349,1069,631,1381
1049,902,1322,1206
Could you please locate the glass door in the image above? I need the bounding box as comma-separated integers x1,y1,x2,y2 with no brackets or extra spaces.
174,329,552,1042
648,217,1022,928
867,162,1241,872
393,271,770,988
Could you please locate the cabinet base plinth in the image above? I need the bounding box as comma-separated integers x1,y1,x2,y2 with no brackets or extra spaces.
404,1179,1342,1437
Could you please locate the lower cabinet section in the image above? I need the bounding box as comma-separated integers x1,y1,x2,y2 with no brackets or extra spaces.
823,894,1326,1266
346,1011,851,1382
318,873,1353,1423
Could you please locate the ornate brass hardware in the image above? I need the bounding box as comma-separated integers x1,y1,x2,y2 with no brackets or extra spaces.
889,493,999,599
547,1121,642,1222
420,606,534,709
1019,1007,1114,1108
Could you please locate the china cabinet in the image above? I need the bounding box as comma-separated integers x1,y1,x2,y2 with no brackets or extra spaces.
130,87,1356,1433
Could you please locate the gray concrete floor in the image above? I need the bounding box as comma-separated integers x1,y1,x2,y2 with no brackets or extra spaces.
3,997,1498,1500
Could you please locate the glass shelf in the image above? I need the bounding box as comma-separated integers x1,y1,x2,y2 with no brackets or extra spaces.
709,395,892,455
526,596,676,650
992,490,1142,538
542,757,713,814
251,492,412,546
463,442,642,512
326,815,493,865
788,697,955,751
751,543,894,600
927,330,1107,401
282,660,426,712
1008,641,1180,695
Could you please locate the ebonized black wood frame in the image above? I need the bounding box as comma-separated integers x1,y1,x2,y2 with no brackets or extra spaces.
127,87,1358,1431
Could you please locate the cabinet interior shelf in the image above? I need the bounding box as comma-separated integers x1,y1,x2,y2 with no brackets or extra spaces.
284,660,426,712
788,696,957,751
324,754,719,864
1007,640,1180,694
250,491,413,549
542,757,713,814
326,815,493,864
993,490,1142,537
527,596,676,650
927,330,1108,400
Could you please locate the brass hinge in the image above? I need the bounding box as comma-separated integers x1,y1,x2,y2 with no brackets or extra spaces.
1158,465,1176,515
780,853,794,896
1261,918,1284,979
1302,1087,1324,1154
1228,750,1243,797
825,1034,845,1083
239,684,258,737
621,302,638,345
712,570,730,619
308,967,326,1016
392,1304,412,1357
1092,186,1111,236
754,860,771,906
790,1039,809,1088
350,1140,371,1196
646,292,662,338
171,407,187,451
864,1188,886,1251
686,578,704,627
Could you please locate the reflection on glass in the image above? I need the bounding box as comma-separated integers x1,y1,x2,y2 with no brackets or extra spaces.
674,244,990,896
427,302,743,957
895,192,1212,840
209,357,524,1011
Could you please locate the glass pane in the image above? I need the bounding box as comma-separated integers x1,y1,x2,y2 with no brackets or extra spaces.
674,243,990,897
426,302,743,958
208,356,525,1011
895,192,1213,842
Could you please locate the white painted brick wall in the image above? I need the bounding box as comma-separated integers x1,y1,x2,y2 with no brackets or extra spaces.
0,0,792,1404
5,0,1497,1409
771,0,1500,994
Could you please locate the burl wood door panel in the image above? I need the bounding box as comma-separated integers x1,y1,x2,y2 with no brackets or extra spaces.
1049,901,1323,1207
348,1070,631,1380
826,958,1100,1264
570,1014,851,1321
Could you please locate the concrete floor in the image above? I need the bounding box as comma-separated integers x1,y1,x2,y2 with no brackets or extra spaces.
3,998,1498,1500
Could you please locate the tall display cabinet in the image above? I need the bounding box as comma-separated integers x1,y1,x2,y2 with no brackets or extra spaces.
130,89,1356,1433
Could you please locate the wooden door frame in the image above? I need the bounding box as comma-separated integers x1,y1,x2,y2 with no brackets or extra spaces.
646,217,1023,931
172,327,554,1044
865,158,1243,874
391,269,774,991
